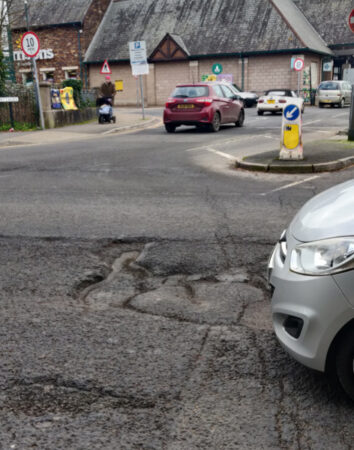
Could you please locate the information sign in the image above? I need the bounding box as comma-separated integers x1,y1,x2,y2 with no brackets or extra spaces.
129,41,149,76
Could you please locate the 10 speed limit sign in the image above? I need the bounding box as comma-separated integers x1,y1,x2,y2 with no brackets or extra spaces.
293,58,304,72
21,31,40,58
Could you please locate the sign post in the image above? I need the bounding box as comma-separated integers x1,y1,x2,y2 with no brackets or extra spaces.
129,41,149,119
348,9,354,141
22,3,45,130
280,103,303,160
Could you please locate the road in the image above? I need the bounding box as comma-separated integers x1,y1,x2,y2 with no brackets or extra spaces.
0,105,353,449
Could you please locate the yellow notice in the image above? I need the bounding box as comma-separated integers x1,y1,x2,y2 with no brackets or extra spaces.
60,87,78,110
115,80,123,92
284,124,299,150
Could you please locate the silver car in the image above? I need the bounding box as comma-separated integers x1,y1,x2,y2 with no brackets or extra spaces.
268,180,354,400
317,80,352,108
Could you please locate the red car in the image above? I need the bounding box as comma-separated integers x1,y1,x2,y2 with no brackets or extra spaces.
163,82,245,133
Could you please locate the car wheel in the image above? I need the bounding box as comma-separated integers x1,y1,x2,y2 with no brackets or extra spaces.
165,123,176,133
331,326,354,401
99,115,105,124
209,112,220,132
257,110,264,116
235,109,245,127
339,98,345,108
319,102,324,108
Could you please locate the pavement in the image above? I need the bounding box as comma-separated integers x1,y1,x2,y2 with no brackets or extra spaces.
0,107,162,148
0,107,353,173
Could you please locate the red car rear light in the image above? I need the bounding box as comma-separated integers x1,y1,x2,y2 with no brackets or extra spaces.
196,97,213,106
258,99,264,103
279,99,287,103
165,97,177,108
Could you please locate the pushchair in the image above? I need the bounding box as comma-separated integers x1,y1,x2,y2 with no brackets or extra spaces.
96,97,116,124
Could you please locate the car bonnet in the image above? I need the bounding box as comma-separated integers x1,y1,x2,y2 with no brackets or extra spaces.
289,180,354,242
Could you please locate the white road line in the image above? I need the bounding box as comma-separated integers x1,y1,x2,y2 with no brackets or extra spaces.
259,175,320,196
302,119,321,127
206,147,235,160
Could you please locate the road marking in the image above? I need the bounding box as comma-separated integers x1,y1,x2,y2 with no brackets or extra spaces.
206,147,235,160
302,119,321,127
259,175,320,196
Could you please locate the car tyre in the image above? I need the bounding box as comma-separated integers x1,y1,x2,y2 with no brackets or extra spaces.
339,98,345,108
99,115,105,124
319,102,324,108
332,326,354,401
165,123,176,133
235,109,245,127
209,112,220,132
257,110,264,116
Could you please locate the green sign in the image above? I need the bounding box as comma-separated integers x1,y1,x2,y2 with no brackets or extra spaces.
212,63,223,75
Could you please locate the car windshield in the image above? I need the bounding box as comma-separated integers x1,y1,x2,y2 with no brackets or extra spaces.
265,91,287,96
318,82,340,90
172,86,209,98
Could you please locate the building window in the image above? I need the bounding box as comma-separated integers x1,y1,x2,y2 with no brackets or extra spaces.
40,68,55,83
63,66,79,80
20,70,33,85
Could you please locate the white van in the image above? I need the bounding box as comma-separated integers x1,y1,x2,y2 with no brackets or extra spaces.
317,80,352,108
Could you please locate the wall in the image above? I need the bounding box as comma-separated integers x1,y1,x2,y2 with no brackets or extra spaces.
88,53,324,106
11,0,110,85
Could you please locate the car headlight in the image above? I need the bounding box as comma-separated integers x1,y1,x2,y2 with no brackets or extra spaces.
290,237,354,276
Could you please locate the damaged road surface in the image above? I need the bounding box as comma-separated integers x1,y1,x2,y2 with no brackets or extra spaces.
1,124,354,449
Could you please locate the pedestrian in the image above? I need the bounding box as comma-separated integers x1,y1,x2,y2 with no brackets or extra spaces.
99,75,116,105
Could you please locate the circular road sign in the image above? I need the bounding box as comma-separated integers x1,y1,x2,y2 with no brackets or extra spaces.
21,31,40,58
212,63,223,75
349,9,354,33
284,104,300,121
293,58,304,71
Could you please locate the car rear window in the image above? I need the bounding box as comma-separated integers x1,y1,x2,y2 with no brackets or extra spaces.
172,86,209,98
265,91,287,96
318,82,340,90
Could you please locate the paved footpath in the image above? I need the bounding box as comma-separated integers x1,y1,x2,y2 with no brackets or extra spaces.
0,108,162,148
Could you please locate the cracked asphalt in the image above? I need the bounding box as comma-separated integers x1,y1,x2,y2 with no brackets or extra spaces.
1,107,354,449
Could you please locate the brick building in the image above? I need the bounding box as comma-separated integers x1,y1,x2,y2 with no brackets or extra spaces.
84,0,353,106
9,0,110,86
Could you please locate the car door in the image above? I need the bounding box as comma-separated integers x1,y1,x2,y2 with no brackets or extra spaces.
220,84,240,122
212,84,230,123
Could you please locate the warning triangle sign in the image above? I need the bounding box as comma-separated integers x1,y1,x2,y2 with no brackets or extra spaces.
100,59,112,75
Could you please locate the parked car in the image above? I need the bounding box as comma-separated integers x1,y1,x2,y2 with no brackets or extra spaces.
163,82,245,133
317,80,352,108
268,180,354,401
257,89,304,115
231,84,258,107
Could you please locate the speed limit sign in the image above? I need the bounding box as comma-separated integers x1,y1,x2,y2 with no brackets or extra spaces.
21,31,40,58
294,58,304,72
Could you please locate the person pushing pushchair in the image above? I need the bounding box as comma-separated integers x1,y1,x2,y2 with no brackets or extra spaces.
97,75,117,124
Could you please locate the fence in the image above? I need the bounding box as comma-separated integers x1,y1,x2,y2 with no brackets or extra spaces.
0,84,38,126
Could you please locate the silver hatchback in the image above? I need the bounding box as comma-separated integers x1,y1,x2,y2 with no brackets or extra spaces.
268,180,354,400
317,80,352,108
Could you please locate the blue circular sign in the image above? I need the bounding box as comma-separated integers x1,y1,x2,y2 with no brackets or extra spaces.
284,104,300,121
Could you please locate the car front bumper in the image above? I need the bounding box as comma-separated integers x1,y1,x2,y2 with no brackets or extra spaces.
268,233,354,372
